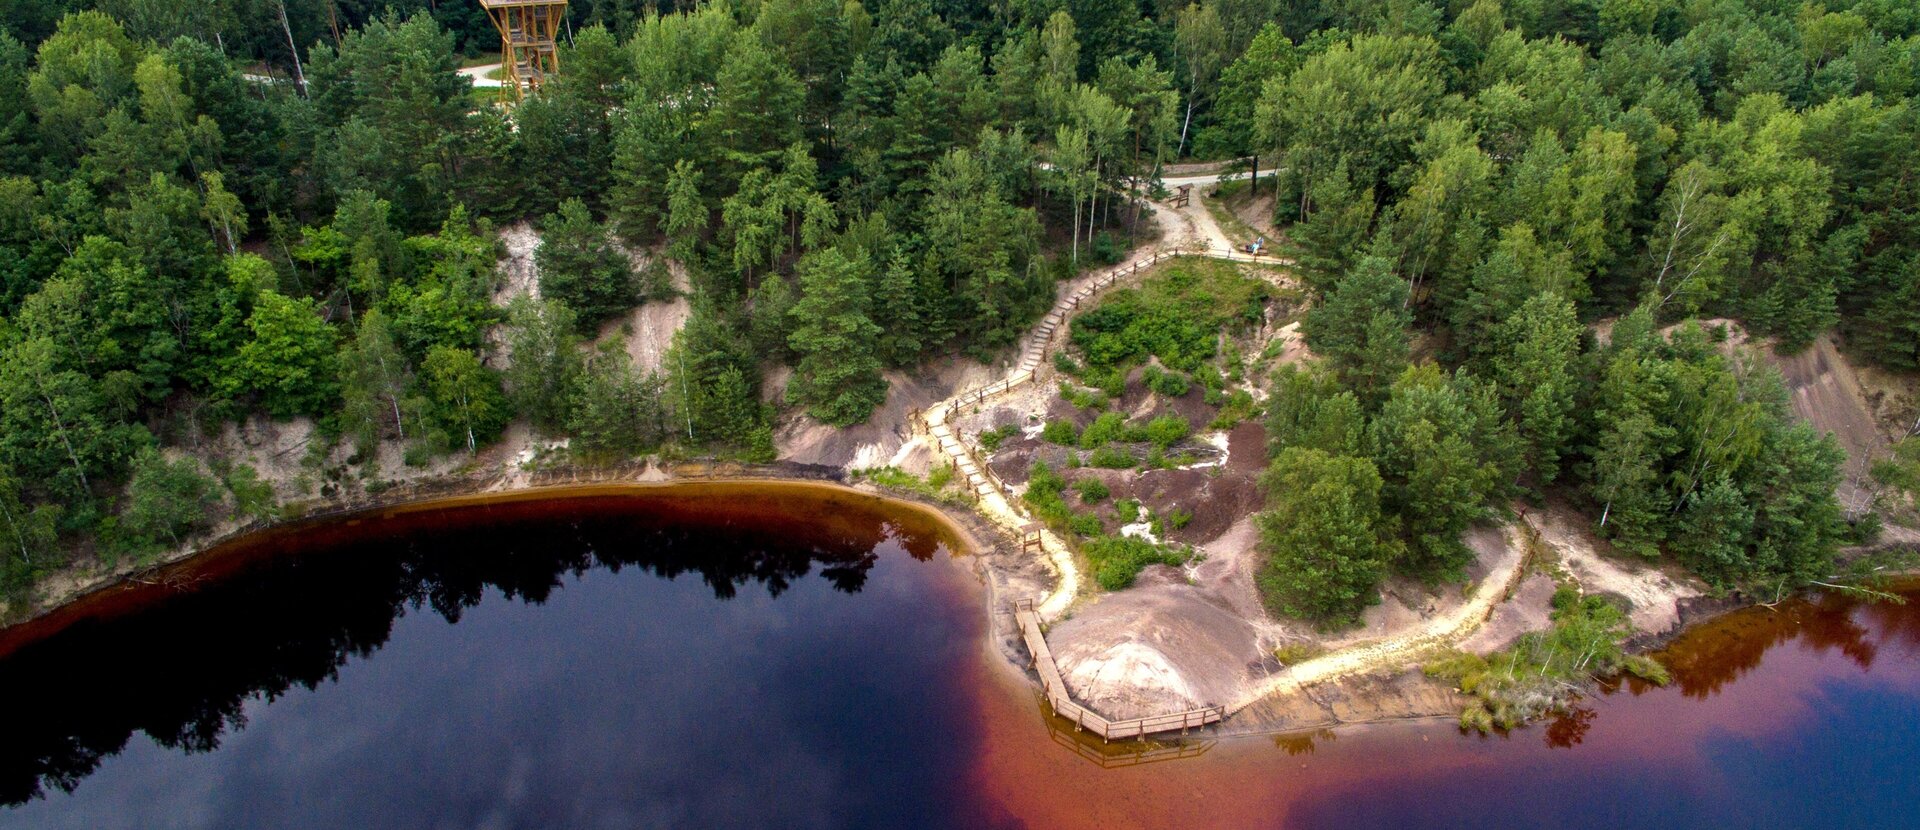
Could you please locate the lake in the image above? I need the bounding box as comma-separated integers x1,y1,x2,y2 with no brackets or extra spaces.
2,485,1915,829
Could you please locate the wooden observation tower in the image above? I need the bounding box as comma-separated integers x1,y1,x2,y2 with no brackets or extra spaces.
478,0,568,100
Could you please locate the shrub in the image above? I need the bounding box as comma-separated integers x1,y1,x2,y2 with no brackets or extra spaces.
1084,535,1189,590
1053,352,1084,376
1115,499,1142,523
1079,412,1126,448
1024,461,1073,525
1210,389,1256,429
1075,478,1110,503
1426,588,1669,731
1144,414,1191,449
1041,419,1079,446
1069,511,1105,537
1058,382,1107,410
979,424,1021,452
1089,447,1137,468
1148,368,1191,397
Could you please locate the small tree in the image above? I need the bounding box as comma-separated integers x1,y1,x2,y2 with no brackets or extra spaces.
225,291,339,417
1256,447,1398,626
1302,255,1410,408
502,296,583,432
423,346,509,455
566,345,666,460
115,448,218,556
536,198,637,330
787,247,887,426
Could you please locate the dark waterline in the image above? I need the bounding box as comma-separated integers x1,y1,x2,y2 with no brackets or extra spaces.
2,489,1917,829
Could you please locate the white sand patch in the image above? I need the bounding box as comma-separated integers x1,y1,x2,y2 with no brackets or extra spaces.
1060,642,1202,710
1119,521,1159,543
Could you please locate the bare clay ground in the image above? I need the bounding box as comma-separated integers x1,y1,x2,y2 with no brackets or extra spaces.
1528,501,1704,635
775,359,996,470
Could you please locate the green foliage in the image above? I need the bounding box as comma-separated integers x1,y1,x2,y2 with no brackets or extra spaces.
225,291,338,418
1256,447,1399,625
1368,365,1517,582
1871,437,1920,502
1582,321,1847,589
1023,461,1072,526
1088,446,1137,469
1074,477,1110,503
1144,365,1191,397
338,309,423,454
501,296,582,433
422,345,509,456
1266,364,1365,456
566,346,666,461
1428,588,1669,731
1068,511,1105,537
220,462,277,524
1302,256,1410,408
1078,412,1125,448
852,465,970,506
111,448,217,557
536,198,637,331
1041,419,1079,446
1069,259,1267,372
978,424,1020,453
1084,534,1190,590
1143,414,1192,450
787,246,886,426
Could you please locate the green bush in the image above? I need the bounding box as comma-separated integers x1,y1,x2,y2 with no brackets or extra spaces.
1115,499,1142,523
1079,412,1126,448
1075,477,1110,503
1024,461,1072,525
1069,511,1105,536
1144,414,1191,449
1148,368,1191,397
1041,419,1079,446
979,424,1020,452
1058,382,1107,410
1089,446,1137,468
1054,352,1084,376
1084,535,1190,590
1426,588,1670,731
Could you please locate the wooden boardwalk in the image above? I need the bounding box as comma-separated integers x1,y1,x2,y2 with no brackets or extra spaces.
1013,598,1225,742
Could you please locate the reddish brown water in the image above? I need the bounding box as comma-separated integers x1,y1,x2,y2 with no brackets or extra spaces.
1,485,1915,829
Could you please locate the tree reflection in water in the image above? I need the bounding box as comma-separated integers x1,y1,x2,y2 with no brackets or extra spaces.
0,489,950,807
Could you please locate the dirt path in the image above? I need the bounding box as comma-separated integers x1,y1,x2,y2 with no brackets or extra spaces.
1225,523,1532,713
921,184,1537,718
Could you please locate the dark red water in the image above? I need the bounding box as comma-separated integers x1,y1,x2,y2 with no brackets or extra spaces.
0,485,1914,829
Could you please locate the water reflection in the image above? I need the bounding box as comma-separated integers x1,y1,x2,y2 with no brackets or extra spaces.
1643,592,1882,700
0,488,953,809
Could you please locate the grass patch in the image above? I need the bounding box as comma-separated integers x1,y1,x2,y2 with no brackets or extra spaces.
852,465,972,506
1425,587,1670,731
1069,259,1269,373
1273,642,1325,665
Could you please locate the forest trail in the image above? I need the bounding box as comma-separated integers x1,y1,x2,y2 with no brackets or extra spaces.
1224,522,1531,714
920,189,1244,621
920,179,1532,716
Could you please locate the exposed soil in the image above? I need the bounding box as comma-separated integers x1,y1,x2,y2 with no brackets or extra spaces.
1526,501,1706,636
775,359,996,471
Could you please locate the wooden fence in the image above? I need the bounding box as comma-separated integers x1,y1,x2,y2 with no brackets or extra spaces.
1013,597,1225,742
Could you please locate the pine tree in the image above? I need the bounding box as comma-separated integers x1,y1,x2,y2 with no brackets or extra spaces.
536,198,636,330
787,247,887,426
1302,255,1410,408
1256,447,1398,625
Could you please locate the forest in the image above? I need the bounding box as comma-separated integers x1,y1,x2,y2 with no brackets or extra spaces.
0,0,1914,614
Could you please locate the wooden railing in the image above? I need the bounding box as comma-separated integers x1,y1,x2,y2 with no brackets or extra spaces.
1013,597,1225,742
